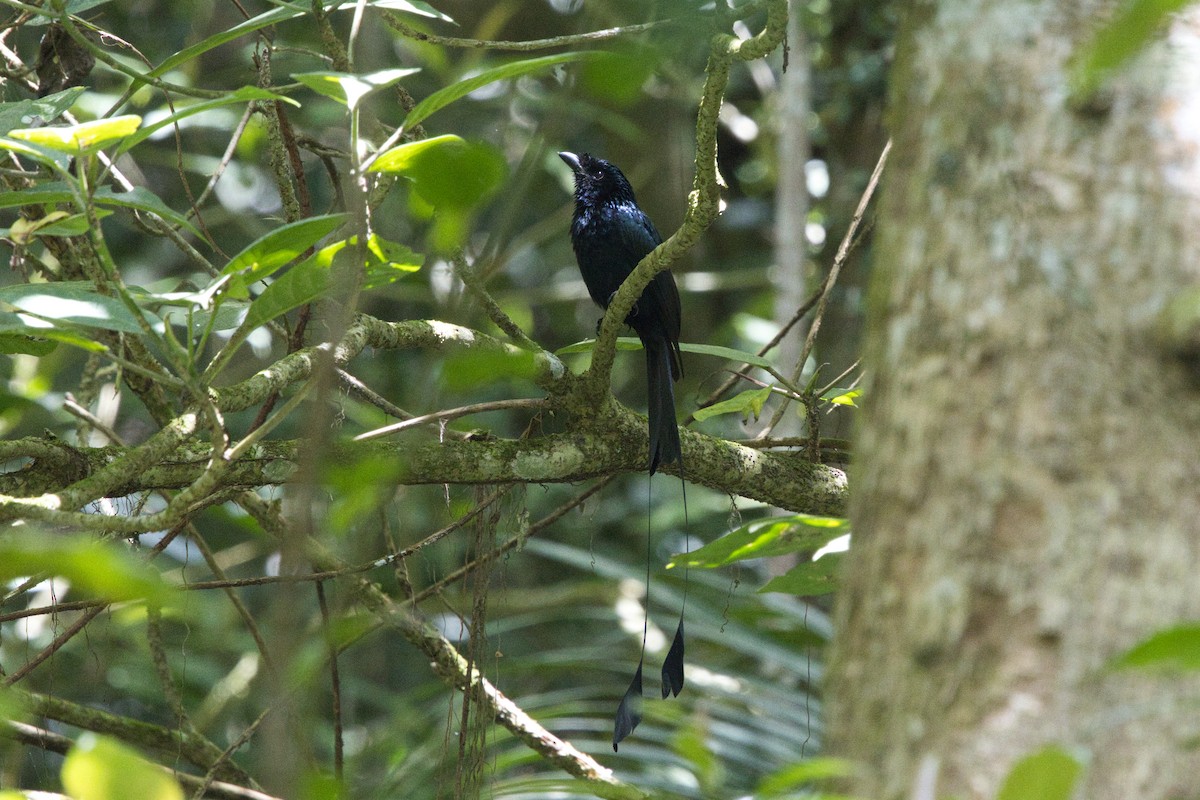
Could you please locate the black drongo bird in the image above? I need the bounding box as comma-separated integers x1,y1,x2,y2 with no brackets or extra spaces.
559,151,687,751
558,151,683,474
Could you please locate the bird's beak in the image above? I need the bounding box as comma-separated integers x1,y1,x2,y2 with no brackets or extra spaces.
558,151,582,174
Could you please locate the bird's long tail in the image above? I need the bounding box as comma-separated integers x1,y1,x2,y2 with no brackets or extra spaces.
644,335,682,475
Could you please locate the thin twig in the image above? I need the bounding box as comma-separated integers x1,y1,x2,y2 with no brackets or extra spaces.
757,137,891,438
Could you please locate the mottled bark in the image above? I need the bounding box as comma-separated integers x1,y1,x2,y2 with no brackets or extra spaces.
827,3,1200,799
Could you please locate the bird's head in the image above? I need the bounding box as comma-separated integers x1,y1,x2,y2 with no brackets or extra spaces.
558,151,638,205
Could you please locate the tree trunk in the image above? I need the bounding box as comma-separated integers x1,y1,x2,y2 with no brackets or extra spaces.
826,3,1200,799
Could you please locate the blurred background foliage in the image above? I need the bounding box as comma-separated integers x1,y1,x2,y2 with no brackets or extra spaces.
0,0,894,797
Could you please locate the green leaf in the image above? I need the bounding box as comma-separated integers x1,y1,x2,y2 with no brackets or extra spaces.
0,87,87,135
681,341,775,369
1071,0,1190,96
0,310,105,353
373,0,453,20
555,337,644,356
219,213,350,298
294,68,420,109
0,282,151,334
243,234,421,331
370,134,507,210
25,0,113,24
759,553,843,596
9,115,142,153
8,210,111,241
668,514,848,570
151,1,449,77
756,757,857,797
63,734,183,800
93,186,201,238
401,51,602,130
0,181,75,209
0,333,57,356
150,4,317,77
823,387,861,407
116,86,295,154
694,386,773,422
1110,624,1200,671
0,535,171,603
996,746,1084,800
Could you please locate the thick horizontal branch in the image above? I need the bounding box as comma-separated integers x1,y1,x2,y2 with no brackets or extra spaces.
0,419,845,521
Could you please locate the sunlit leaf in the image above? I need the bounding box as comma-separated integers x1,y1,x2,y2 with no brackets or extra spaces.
294,68,420,109
668,514,848,569
62,734,183,800
0,282,152,334
372,0,453,20
401,51,602,130
1110,624,1200,671
243,234,421,331
694,386,773,422
219,213,349,298
822,387,861,407
371,134,507,211
996,746,1084,800
9,115,141,153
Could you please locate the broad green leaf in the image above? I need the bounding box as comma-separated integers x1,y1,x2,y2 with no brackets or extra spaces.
0,282,151,334
116,86,296,154
94,186,201,238
294,68,420,109
759,553,843,596
1110,624,1200,671
219,213,349,298
580,48,658,105
9,115,141,153
996,746,1084,800
402,51,602,130
63,734,183,800
371,134,507,211
694,386,773,422
0,181,75,208
1071,0,1190,96
668,514,848,570
0,334,57,355
0,87,86,135
243,234,421,331
0,535,171,603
